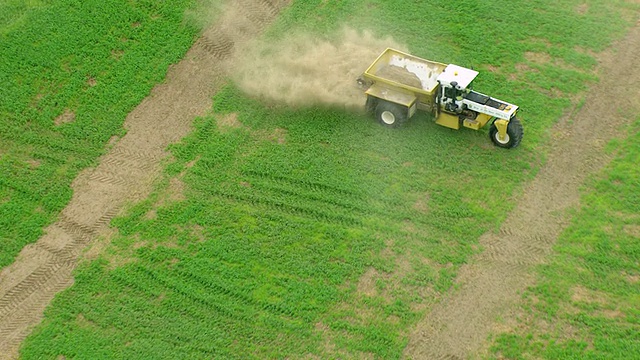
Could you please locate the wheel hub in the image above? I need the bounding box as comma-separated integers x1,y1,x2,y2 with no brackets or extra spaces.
495,132,510,145
381,111,396,125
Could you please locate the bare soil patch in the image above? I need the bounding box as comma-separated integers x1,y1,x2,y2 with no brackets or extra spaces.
624,272,639,284
270,127,288,144
357,267,379,297
510,63,538,81
623,224,640,237
576,3,589,15
485,65,499,73
167,177,186,202
86,77,97,87
26,158,41,169
110,49,124,60
570,285,609,304
412,192,430,213
53,109,75,125
403,23,640,360
524,51,551,64
0,1,290,358
216,112,243,130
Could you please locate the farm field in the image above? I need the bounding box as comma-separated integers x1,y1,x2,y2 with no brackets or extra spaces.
0,0,199,268
488,120,640,358
1,0,639,359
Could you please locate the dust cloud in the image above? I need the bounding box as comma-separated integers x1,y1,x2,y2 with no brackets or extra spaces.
229,28,406,110
184,0,223,30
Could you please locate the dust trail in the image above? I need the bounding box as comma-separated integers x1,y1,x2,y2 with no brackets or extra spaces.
184,0,223,30
230,28,406,109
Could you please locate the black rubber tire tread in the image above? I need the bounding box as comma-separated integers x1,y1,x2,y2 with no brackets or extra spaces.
375,100,407,128
489,116,524,148
365,95,378,114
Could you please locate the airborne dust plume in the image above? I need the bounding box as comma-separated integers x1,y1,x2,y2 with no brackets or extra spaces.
229,28,406,109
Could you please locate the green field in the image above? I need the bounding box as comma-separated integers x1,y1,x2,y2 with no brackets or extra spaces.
0,0,199,267
488,121,640,359
1,0,638,358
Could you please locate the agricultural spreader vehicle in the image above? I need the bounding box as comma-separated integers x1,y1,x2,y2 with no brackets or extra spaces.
357,48,523,148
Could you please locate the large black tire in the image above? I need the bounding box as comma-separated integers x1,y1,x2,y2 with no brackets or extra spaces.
375,100,407,128
365,95,378,114
489,117,523,148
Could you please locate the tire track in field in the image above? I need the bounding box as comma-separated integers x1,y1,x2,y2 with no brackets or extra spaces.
404,23,640,360
0,1,290,358
208,170,370,227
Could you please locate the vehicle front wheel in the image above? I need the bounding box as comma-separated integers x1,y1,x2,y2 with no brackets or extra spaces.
375,101,407,128
489,117,523,148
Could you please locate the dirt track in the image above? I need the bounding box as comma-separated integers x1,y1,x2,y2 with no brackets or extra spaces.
403,22,640,360
0,1,289,358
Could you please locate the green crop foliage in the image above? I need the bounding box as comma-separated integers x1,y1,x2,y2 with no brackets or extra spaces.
488,119,640,359
0,0,199,267
11,0,640,359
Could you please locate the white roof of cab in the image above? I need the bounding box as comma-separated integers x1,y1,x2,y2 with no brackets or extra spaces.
437,64,478,89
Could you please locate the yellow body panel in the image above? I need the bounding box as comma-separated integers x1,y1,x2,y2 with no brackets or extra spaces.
435,112,460,130
493,119,509,141
366,83,417,108
462,113,493,130
363,48,446,98
476,113,494,128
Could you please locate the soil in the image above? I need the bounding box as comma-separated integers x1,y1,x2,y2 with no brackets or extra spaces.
53,109,75,126
403,22,640,360
376,65,423,89
0,1,290,358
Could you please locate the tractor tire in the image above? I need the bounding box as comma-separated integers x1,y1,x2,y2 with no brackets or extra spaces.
375,100,407,128
489,117,523,148
365,95,378,114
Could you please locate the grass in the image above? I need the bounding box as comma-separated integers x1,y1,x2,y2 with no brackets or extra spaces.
6,0,639,358
488,119,640,359
0,0,199,267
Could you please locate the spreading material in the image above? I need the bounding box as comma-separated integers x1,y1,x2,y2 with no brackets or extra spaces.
230,28,406,109
376,64,423,89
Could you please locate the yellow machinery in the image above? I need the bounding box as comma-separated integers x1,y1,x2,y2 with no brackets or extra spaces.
357,48,523,148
